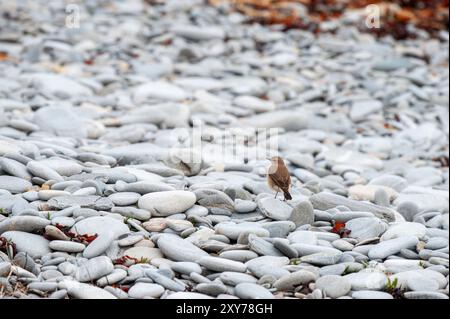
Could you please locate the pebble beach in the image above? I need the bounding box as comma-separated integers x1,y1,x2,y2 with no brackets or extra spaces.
0,0,449,299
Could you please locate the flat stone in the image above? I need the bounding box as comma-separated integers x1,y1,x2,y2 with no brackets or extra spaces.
310,192,395,221
344,271,388,291
273,270,317,291
71,216,129,239
390,269,447,290
288,231,318,245
407,277,440,292
145,269,185,291
397,201,420,222
165,292,213,299
138,191,196,216
289,201,315,226
0,176,32,194
215,223,270,241
261,221,296,238
26,73,92,97
39,190,71,201
0,262,11,277
350,100,383,122
258,197,293,221
381,222,426,241
219,250,259,263
319,264,348,276
27,160,64,182
234,283,274,299
248,234,284,256
219,272,258,286
37,158,83,177
115,181,174,194
157,234,208,262
48,195,113,211
348,184,397,202
346,217,388,241
332,239,354,251
49,240,85,253
369,175,408,192
196,283,228,296
352,291,394,299
108,192,141,206
60,281,116,299
0,158,32,181
316,275,351,298
0,216,50,234
291,243,342,257
75,256,114,282
300,251,342,266
111,207,151,221
198,256,247,273
122,247,163,262
118,235,145,247
394,193,449,214
321,148,383,170
143,218,167,232
28,282,58,292
234,96,276,113
273,238,298,258
331,211,375,222
425,237,448,250
1,231,50,258
83,231,115,259
97,269,128,287
234,199,257,213
128,283,165,299
0,194,31,216
172,25,225,41
167,219,194,232
171,262,203,275
248,264,290,279
133,81,188,103
368,236,419,259
404,291,449,299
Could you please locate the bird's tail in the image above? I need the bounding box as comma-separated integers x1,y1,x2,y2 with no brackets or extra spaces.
283,190,292,201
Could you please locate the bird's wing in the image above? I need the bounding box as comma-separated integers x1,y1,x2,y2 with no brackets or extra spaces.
269,170,291,190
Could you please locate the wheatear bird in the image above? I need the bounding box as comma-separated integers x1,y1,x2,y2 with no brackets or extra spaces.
267,156,292,201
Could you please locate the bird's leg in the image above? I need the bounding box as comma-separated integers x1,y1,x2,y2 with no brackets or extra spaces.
274,191,279,199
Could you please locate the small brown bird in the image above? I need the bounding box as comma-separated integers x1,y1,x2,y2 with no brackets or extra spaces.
267,156,292,201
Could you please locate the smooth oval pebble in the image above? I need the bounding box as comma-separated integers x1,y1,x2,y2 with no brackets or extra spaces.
198,256,247,273
315,275,351,298
75,256,114,282
157,234,208,262
368,236,419,259
0,176,32,194
60,281,117,299
49,240,86,253
138,191,196,216
273,270,317,291
83,231,115,259
234,283,274,299
108,192,141,206
128,283,165,299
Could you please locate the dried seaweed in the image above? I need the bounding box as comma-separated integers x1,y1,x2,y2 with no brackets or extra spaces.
45,224,99,245
208,0,449,39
